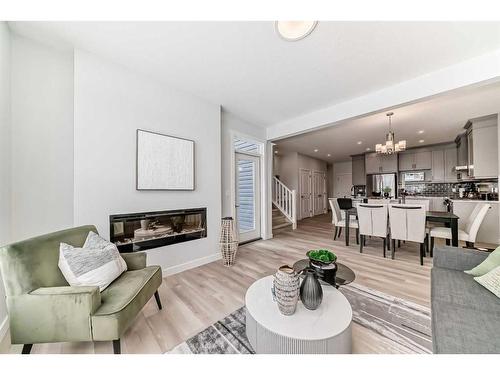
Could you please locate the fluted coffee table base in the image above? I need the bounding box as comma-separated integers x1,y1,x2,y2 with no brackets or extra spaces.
245,276,352,354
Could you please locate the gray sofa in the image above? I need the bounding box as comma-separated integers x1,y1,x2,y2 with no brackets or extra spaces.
432,246,500,354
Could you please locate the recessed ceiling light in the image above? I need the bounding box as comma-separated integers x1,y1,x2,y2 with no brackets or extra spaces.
314,149,318,152
419,139,425,143
357,141,363,145
275,21,318,41
366,147,371,151
418,130,425,134
327,154,331,157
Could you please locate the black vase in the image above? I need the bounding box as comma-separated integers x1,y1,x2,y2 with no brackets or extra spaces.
300,269,323,310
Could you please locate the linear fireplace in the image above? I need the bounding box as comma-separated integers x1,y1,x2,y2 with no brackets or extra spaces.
109,207,207,252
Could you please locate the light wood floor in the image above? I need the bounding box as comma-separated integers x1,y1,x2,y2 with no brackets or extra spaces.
1,214,437,354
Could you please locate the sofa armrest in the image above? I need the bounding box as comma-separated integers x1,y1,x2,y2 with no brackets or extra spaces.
121,252,147,270
433,246,489,271
7,286,101,344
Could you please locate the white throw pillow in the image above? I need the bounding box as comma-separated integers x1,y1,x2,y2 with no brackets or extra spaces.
58,232,127,291
474,265,500,298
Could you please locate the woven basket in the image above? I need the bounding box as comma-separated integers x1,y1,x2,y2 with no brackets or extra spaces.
219,217,238,267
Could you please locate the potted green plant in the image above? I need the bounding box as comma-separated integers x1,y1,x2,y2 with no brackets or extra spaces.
383,186,392,198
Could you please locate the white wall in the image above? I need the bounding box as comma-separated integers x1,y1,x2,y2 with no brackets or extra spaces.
0,21,11,340
73,50,221,274
10,35,74,241
221,111,266,217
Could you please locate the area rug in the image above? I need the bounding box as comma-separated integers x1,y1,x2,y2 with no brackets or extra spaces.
168,283,432,354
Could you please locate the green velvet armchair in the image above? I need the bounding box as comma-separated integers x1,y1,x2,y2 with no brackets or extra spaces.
0,225,163,354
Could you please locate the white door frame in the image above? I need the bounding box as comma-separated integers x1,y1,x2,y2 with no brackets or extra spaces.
229,130,270,241
299,168,312,220
235,152,261,242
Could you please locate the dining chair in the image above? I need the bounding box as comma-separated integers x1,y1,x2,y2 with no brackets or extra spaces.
329,198,359,243
388,204,427,265
357,204,389,257
430,203,491,250
337,198,353,210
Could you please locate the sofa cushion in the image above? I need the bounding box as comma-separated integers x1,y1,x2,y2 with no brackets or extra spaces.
431,267,500,353
91,266,162,341
431,267,500,312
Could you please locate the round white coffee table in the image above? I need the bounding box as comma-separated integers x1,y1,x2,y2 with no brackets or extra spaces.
245,275,352,354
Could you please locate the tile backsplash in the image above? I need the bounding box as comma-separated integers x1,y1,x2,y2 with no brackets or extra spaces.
403,183,454,196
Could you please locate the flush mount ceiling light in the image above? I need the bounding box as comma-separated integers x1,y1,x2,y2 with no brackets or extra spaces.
275,21,318,41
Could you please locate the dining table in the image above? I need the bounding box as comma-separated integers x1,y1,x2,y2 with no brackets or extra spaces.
426,211,459,247
340,207,460,247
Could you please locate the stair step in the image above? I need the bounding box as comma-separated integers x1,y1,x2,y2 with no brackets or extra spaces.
272,222,293,230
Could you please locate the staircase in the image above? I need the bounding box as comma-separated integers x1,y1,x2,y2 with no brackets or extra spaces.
272,205,294,232
272,176,297,231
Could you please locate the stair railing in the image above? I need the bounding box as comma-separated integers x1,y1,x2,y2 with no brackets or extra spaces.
272,177,297,230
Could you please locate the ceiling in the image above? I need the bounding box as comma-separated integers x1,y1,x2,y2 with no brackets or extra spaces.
8,21,500,127
274,82,500,162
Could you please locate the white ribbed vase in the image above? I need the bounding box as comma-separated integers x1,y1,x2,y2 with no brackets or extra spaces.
273,265,300,316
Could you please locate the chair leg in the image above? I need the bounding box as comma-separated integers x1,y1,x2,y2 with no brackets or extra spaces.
22,344,33,354
356,228,359,244
430,236,434,258
333,226,337,240
425,233,429,254
419,243,424,266
391,239,396,259
338,227,342,238
113,339,121,354
423,234,428,258
382,237,386,258
359,235,363,253
154,290,162,310
398,240,401,248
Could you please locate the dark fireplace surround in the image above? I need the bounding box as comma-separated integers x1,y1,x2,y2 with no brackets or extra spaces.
110,207,207,252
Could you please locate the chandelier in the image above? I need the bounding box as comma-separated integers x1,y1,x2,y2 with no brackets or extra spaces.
375,112,406,154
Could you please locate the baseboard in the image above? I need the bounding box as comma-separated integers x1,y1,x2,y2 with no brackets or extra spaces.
162,252,222,277
0,316,8,343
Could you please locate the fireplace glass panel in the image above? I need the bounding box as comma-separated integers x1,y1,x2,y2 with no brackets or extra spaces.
110,208,207,252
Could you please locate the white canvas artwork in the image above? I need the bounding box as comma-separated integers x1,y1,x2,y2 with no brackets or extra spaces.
136,129,194,190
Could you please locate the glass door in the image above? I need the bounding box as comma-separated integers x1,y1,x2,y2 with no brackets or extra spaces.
235,153,261,243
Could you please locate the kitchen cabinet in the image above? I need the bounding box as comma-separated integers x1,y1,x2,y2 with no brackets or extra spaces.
444,147,457,182
365,153,398,174
351,155,366,185
468,115,498,178
365,153,397,174
398,150,432,171
431,150,445,182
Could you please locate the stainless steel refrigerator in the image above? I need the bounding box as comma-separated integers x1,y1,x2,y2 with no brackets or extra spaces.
367,173,397,198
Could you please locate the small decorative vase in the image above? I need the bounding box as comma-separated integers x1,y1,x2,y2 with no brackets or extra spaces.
140,219,150,230
273,265,300,315
300,269,323,310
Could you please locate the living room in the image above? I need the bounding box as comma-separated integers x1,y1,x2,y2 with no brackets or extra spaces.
1,1,499,373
